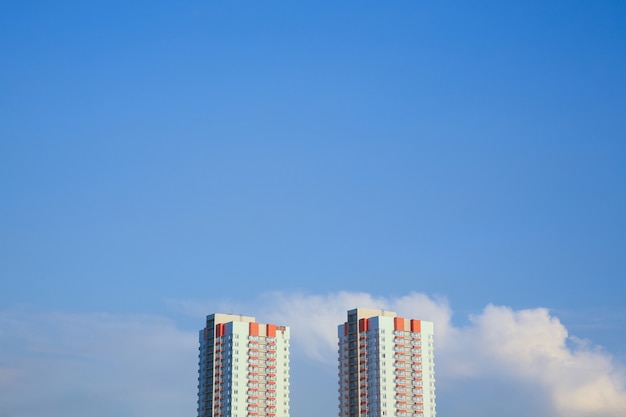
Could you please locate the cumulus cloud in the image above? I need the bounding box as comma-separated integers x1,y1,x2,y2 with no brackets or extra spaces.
253,291,453,364
256,292,626,417
1,292,625,417
466,305,626,417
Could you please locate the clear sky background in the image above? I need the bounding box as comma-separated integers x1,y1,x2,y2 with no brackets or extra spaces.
1,1,625,416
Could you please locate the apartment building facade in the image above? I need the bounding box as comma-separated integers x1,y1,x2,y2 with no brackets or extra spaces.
198,313,290,417
338,308,436,417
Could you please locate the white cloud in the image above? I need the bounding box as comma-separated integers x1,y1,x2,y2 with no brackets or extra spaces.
1,293,625,417
466,305,626,417
252,291,453,364
251,292,626,417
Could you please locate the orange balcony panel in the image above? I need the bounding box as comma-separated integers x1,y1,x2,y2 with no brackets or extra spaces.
410,319,421,333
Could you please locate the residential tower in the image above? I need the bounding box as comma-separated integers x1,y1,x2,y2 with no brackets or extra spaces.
198,313,290,417
338,308,436,417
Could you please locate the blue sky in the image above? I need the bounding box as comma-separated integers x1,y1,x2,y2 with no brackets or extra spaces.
1,1,625,416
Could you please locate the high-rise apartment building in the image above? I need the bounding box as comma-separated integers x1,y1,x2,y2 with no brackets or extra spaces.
198,313,290,417
338,308,436,417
